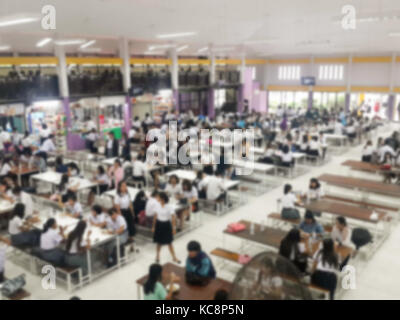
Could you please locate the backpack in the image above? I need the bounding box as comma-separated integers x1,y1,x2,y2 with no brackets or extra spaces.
1,274,26,298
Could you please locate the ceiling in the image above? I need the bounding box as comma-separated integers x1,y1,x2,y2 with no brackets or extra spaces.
0,0,400,58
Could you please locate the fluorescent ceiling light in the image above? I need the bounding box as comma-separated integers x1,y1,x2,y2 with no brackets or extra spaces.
80,40,96,49
0,45,11,51
148,44,175,51
36,38,52,48
54,39,86,46
0,17,38,28
144,51,165,55
156,32,196,39
197,47,208,53
177,45,189,52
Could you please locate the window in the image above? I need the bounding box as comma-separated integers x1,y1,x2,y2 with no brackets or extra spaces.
318,65,344,80
278,65,301,80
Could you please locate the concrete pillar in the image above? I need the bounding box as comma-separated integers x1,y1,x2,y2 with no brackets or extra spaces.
208,88,215,120
345,92,351,113
119,37,132,134
308,90,313,110
209,46,216,85
388,94,395,121
169,47,179,111
238,54,246,114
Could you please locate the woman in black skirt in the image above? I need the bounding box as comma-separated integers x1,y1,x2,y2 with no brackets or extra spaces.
152,192,180,264
114,181,136,252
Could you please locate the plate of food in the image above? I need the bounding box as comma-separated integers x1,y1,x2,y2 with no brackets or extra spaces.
166,283,180,293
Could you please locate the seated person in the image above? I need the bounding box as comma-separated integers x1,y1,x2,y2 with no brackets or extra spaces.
299,211,324,236
258,142,275,164
67,162,81,177
51,174,79,204
311,239,339,300
64,220,91,275
143,264,180,300
361,140,374,163
88,165,109,205
331,216,353,248
64,193,83,219
299,135,309,154
176,179,198,231
89,205,107,228
105,208,128,267
280,145,294,168
307,136,320,157
279,228,309,273
185,241,216,284
55,157,68,174
0,180,15,203
133,190,147,223
40,218,66,266
164,175,182,199
132,156,147,186
281,184,302,220
306,178,324,201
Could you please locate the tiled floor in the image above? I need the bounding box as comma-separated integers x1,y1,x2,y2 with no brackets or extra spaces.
3,123,400,300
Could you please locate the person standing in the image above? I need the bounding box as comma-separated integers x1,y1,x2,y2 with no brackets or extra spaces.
152,192,180,264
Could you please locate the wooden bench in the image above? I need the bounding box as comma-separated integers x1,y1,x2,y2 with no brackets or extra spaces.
268,213,333,233
211,248,241,264
210,247,330,300
324,195,398,213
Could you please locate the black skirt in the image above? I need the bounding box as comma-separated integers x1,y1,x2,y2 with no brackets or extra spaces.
121,208,136,237
153,220,173,245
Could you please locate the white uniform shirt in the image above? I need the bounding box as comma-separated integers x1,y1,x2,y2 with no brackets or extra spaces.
89,213,106,225
204,176,226,201
132,160,146,177
8,216,23,235
0,163,11,176
106,215,127,233
114,193,131,210
66,202,83,217
145,197,161,218
165,183,182,198
156,204,175,222
40,139,56,153
182,187,198,200
313,250,338,273
281,193,297,209
0,244,6,272
362,146,375,157
307,187,324,200
40,228,63,250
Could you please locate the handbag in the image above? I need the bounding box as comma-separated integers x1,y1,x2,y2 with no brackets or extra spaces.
227,223,246,233
238,254,252,265
1,274,26,298
138,210,146,226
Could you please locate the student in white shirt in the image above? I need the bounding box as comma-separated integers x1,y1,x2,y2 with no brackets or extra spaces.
40,124,52,144
202,171,227,204
164,175,182,199
40,218,66,265
0,158,12,177
114,181,135,247
280,145,293,168
319,132,328,159
64,193,83,219
8,203,26,235
145,190,161,227
281,184,302,219
311,238,339,300
361,140,374,162
0,180,15,203
378,142,396,163
132,156,147,186
331,216,353,248
152,192,180,264
105,207,128,267
308,136,320,157
86,129,99,153
279,228,309,273
87,165,109,206
13,186,34,218
89,205,107,228
175,179,198,231
64,220,91,275
307,178,324,201
299,135,309,154
334,119,344,135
